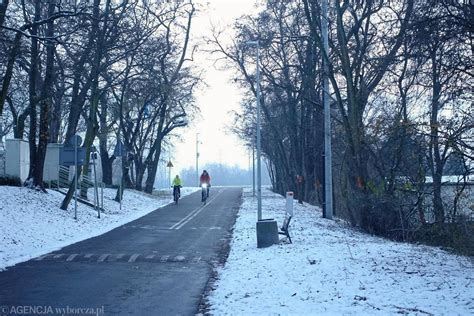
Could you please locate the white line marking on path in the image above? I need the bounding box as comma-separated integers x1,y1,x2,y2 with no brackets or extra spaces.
174,255,186,262
98,254,109,262
160,255,169,262
34,254,50,261
128,254,140,263
170,190,224,230
53,254,64,259
145,255,155,260
84,254,94,259
66,254,78,262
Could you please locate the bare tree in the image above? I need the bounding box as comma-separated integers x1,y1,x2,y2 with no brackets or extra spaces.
210,1,324,203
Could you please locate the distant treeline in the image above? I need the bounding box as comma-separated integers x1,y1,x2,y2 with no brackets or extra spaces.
178,163,271,187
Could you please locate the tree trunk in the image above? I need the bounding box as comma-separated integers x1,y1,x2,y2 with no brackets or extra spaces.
429,52,445,223
32,0,56,189
134,160,145,191
78,93,101,200
144,159,159,194
100,154,114,185
123,157,133,188
61,0,110,209
0,0,9,28
49,73,63,143
144,142,162,194
432,173,444,222
26,0,41,182
97,92,114,185
63,0,101,143
99,146,114,185
0,32,22,116
6,96,27,139
62,92,99,207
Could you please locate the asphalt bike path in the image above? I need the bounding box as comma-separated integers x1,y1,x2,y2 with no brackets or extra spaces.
0,187,242,315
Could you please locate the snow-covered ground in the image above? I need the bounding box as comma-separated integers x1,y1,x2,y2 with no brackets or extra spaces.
0,185,198,270
208,188,474,315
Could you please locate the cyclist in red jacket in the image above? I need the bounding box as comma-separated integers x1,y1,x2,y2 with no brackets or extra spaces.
200,170,211,200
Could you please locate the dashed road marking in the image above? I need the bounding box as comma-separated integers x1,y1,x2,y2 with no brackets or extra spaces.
34,254,50,261
128,254,140,263
174,255,186,262
66,254,78,262
30,253,208,264
98,254,109,262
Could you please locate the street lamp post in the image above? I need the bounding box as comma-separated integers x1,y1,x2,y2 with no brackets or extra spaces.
246,40,262,221
246,40,279,248
252,135,255,197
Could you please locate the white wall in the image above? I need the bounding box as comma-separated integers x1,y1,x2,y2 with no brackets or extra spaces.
44,143,62,182
6,139,29,182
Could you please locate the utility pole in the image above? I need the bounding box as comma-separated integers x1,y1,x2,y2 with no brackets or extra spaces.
252,137,256,197
322,0,333,219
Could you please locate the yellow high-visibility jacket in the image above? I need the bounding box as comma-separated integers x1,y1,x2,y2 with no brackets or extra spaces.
172,177,182,186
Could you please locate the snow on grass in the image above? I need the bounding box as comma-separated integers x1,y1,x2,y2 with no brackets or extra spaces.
208,188,474,315
0,185,198,270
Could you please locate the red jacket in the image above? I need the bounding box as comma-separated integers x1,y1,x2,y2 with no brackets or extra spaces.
200,173,211,185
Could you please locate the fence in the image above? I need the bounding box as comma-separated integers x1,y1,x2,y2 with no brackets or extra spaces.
51,165,105,213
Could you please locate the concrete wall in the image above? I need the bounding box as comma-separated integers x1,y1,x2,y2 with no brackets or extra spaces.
44,143,62,182
5,139,29,182
3,140,107,186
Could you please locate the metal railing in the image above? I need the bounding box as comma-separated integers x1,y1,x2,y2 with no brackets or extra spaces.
52,166,104,216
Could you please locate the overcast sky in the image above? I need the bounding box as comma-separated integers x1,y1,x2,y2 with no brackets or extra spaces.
170,0,260,174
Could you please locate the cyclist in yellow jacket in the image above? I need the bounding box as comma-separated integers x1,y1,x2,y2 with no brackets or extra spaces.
172,175,182,199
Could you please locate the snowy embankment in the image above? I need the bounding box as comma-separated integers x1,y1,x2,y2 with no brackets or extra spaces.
208,188,473,315
0,186,198,270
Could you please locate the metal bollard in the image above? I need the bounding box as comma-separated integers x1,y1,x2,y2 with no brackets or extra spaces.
286,191,294,216
101,183,104,212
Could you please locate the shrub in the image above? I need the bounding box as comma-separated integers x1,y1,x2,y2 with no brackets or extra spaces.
0,175,22,187
413,221,474,257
